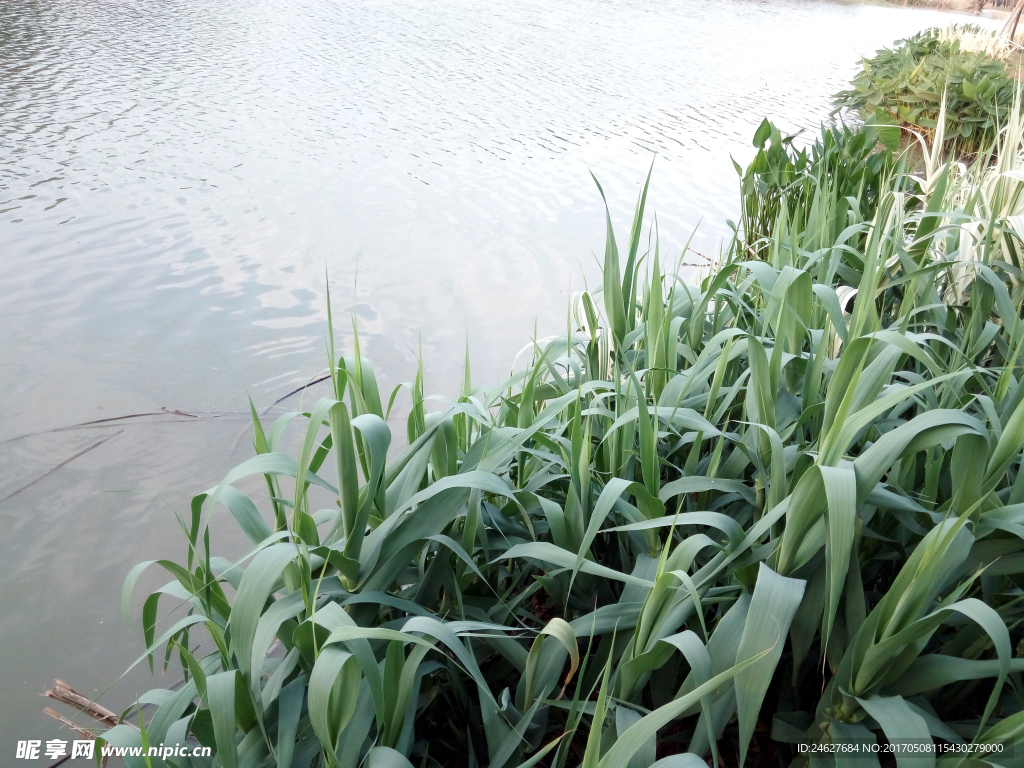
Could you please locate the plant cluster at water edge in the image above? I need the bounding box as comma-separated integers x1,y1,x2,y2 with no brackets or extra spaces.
87,106,1024,768
834,25,1020,156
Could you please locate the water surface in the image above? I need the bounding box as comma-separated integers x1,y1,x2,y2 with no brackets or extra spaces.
0,0,982,746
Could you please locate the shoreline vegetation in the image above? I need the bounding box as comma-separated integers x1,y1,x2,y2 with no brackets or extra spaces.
877,0,1008,14
50,22,1024,768
836,23,1024,154
895,0,993,12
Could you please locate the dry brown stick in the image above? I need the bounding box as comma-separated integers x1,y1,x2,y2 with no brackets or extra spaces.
1000,0,1024,40
71,407,199,426
43,708,110,768
43,706,97,738
42,680,128,730
0,407,233,445
269,373,333,410
43,708,109,768
230,372,334,454
0,431,123,506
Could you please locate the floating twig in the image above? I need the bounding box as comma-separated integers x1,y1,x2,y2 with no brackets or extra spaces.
43,706,96,738
0,407,238,446
268,374,332,411
0,432,124,506
42,707,108,767
230,373,334,454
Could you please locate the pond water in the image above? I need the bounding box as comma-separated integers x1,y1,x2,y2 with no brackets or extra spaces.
0,0,985,747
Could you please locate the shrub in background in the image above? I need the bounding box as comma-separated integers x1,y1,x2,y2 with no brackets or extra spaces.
834,26,1017,156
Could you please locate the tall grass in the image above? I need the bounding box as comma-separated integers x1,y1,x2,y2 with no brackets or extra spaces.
97,119,1024,768
937,25,1018,60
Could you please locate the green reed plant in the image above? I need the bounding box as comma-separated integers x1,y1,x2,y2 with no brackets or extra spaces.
100,125,1024,768
737,118,898,260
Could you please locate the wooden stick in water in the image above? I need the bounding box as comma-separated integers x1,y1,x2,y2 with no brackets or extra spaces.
42,698,114,767
42,706,96,739
42,680,127,729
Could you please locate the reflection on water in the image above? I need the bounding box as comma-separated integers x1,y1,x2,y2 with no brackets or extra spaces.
0,0,983,742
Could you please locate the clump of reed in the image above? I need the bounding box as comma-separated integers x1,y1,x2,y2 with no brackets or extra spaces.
91,105,1024,768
